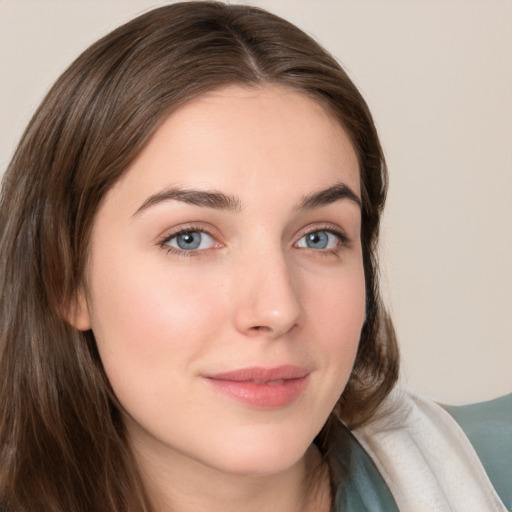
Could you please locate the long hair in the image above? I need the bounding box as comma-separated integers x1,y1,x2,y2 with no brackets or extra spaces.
0,2,398,510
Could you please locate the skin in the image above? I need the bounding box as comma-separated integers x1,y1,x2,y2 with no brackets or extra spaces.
73,85,365,512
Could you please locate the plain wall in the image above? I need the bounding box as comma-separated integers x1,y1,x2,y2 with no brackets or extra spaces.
0,0,511,404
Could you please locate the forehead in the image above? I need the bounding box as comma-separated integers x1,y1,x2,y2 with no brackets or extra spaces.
108,84,360,209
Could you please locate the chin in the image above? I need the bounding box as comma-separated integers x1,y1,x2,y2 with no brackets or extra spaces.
203,426,315,476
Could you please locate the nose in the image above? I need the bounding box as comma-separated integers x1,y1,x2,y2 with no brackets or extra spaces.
232,249,304,339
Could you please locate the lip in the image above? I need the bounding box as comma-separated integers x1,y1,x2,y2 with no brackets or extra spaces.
204,365,310,409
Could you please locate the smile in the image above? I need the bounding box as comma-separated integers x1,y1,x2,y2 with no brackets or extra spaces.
204,366,310,409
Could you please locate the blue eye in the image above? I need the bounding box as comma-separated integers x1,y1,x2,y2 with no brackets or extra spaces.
296,230,340,250
165,231,215,251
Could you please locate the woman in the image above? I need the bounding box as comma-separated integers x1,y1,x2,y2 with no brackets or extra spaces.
0,3,509,511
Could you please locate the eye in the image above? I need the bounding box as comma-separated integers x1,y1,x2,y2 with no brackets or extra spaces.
295,230,342,250
164,230,216,252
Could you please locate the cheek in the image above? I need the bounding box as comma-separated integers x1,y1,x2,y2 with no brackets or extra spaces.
86,257,227,398
305,260,366,339
302,262,366,387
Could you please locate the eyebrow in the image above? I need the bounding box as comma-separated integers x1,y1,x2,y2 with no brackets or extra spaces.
133,187,242,216
133,181,360,217
297,182,361,211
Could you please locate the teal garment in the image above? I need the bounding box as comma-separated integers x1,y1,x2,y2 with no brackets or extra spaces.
331,394,512,511
443,393,512,510
331,427,399,511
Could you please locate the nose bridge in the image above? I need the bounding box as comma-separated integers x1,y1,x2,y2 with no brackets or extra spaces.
232,241,303,338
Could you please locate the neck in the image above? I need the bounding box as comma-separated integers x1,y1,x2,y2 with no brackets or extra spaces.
133,441,331,512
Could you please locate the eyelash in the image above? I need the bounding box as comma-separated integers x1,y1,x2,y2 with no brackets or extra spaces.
157,224,350,257
157,225,218,257
294,225,350,255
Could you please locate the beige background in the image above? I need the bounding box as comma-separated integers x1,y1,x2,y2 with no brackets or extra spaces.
0,0,510,404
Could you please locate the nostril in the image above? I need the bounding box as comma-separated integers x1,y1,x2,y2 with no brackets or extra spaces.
250,325,271,332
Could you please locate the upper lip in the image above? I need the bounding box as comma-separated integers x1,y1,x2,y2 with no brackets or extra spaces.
205,365,310,383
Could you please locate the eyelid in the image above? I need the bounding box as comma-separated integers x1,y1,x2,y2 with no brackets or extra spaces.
157,223,223,256
293,223,351,251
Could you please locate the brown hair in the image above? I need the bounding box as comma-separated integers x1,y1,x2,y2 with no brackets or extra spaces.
0,2,398,511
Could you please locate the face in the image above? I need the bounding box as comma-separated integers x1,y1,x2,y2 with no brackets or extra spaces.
76,85,365,478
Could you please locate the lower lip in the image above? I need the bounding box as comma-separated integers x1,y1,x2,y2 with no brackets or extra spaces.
205,375,309,409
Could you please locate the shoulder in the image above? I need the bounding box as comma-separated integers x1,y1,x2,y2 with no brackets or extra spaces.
350,389,510,511
441,393,512,510
329,424,400,511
